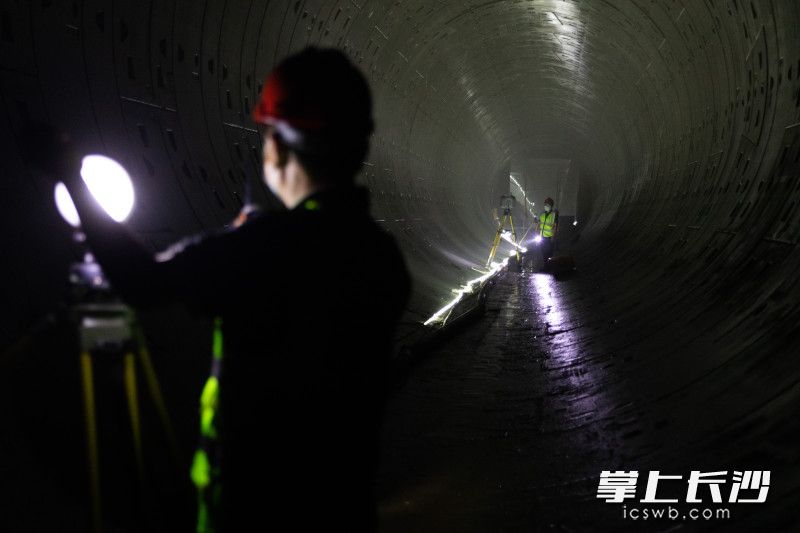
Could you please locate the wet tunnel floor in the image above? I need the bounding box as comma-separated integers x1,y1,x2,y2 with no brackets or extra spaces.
375,265,799,533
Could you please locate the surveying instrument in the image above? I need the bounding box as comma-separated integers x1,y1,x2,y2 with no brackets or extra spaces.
68,246,181,533
51,153,180,533
486,193,522,267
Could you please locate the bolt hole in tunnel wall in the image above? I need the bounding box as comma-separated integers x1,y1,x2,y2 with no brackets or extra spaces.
1,0,800,527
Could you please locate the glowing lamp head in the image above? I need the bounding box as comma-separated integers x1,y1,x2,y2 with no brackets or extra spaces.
55,182,81,228
54,155,135,227
80,155,135,222
534,235,543,244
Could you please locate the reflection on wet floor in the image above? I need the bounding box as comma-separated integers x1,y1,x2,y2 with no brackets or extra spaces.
377,267,799,532
530,273,611,435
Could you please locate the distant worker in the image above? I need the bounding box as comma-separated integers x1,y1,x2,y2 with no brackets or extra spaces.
45,47,411,532
535,197,558,267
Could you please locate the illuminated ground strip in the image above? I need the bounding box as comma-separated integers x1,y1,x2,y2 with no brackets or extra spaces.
423,258,510,326
423,176,529,326
500,231,528,252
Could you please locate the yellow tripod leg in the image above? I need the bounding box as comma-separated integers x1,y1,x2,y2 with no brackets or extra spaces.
135,332,181,466
123,352,146,488
80,352,102,533
486,215,507,267
508,215,521,264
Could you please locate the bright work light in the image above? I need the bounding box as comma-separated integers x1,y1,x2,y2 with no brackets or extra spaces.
80,155,135,222
54,155,135,227
54,182,81,228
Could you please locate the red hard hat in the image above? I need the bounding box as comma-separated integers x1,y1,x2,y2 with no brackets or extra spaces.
252,68,325,131
544,197,554,205
252,47,373,139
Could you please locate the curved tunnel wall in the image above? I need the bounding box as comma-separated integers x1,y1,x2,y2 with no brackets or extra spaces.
2,0,800,345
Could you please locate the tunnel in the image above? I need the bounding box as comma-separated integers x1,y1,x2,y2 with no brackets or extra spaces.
1,0,799,531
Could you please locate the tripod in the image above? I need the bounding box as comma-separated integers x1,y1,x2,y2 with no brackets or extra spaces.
70,257,179,533
486,208,521,267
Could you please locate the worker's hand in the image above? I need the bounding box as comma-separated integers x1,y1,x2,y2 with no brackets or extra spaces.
231,203,263,228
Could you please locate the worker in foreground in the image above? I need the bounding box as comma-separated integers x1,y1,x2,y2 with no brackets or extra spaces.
535,197,559,269
56,47,411,531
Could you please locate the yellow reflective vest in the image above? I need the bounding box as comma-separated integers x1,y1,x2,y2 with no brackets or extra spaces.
539,211,557,238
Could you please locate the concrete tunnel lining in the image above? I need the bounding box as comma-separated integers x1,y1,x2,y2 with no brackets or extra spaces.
1,0,799,530
2,0,797,326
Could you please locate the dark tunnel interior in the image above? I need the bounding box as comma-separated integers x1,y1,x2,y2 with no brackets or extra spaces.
1,0,799,531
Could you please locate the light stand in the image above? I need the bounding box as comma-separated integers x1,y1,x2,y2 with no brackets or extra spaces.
67,236,180,533
55,155,180,532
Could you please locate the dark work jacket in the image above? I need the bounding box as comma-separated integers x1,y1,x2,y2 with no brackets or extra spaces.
87,185,411,531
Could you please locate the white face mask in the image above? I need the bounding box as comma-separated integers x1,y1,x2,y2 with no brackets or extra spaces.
263,135,288,205
544,205,552,212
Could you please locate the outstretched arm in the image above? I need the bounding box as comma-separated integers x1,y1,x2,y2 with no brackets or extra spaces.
55,142,236,311
62,168,160,302
64,170,280,314
23,122,233,310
